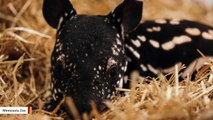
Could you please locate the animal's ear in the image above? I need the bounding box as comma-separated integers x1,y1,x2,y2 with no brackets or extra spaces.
108,0,143,33
42,0,77,28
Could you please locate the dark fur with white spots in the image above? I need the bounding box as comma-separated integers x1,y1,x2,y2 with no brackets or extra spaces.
42,0,213,118
124,19,213,82
42,0,142,118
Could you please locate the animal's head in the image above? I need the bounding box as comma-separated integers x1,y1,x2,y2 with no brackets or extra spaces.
43,0,142,115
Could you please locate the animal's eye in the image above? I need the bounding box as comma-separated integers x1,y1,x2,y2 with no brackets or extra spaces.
109,65,118,78
55,60,64,70
53,61,64,79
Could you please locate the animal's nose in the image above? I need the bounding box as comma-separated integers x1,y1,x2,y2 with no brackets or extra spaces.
75,100,107,114
70,95,107,114
75,102,92,114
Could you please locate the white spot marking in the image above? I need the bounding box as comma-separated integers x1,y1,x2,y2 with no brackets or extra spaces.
98,65,102,70
147,64,159,75
119,78,123,88
54,89,58,94
124,76,128,84
149,39,160,48
133,51,140,59
147,26,161,32
56,39,60,42
57,54,65,62
140,64,147,71
121,66,125,71
64,12,68,17
170,19,180,25
172,35,192,45
116,38,122,45
116,34,120,38
124,61,128,72
125,44,140,59
118,75,121,79
57,17,64,30
161,41,175,51
131,39,141,47
147,28,153,32
152,26,161,32
208,30,213,36
185,28,201,36
52,94,56,100
202,31,213,40
137,35,146,42
112,47,119,56
70,10,74,14
155,19,167,24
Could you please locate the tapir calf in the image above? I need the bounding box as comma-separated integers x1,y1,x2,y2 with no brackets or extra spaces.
42,0,213,118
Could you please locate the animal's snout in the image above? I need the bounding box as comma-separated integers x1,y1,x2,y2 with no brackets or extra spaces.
70,94,108,114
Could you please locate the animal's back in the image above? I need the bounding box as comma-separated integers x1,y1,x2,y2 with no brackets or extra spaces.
125,19,213,79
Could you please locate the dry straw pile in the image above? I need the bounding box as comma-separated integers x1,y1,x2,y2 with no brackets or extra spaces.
0,0,212,119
